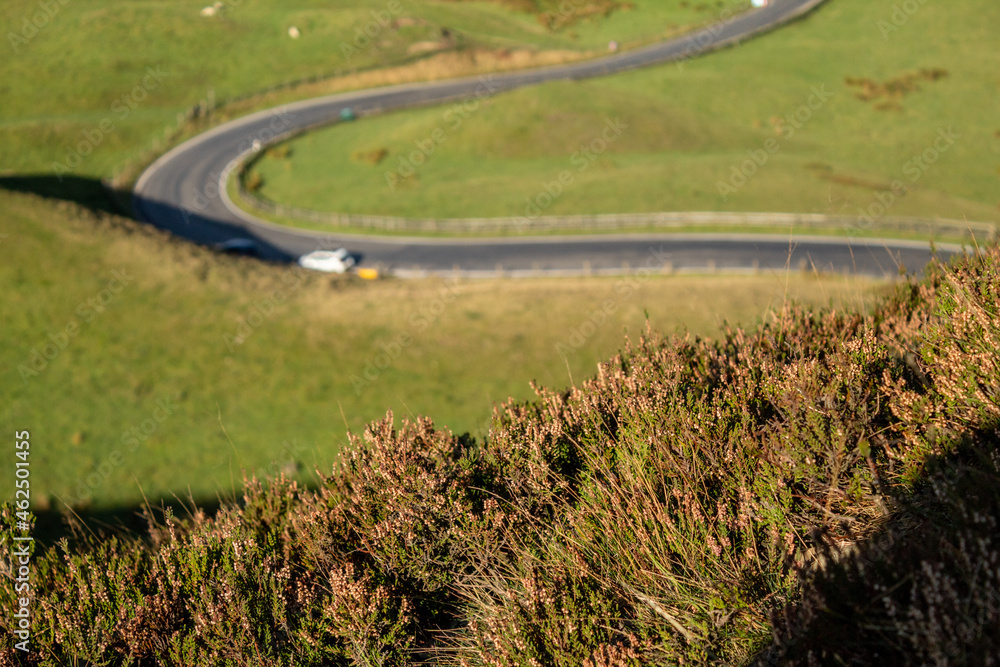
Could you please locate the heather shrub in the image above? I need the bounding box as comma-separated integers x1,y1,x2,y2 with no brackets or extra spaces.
1,479,417,666
761,245,1000,666
452,308,914,663
886,249,1000,464
2,245,998,665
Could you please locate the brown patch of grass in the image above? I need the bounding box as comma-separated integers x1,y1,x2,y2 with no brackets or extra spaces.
266,144,292,160
406,40,448,55
451,0,626,30
351,147,389,166
807,165,894,192
538,0,623,30
845,68,949,110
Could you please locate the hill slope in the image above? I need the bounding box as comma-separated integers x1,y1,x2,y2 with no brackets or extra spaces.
0,188,872,511
0,0,737,181
2,242,997,665
250,0,1000,225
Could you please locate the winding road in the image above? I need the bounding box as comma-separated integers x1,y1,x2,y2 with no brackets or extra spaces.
132,0,955,278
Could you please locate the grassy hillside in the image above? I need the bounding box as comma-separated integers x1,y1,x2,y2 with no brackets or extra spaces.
3,240,996,665
249,0,1000,226
0,0,742,182
0,188,873,510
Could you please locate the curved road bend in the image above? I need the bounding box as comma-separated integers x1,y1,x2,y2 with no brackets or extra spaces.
133,0,955,276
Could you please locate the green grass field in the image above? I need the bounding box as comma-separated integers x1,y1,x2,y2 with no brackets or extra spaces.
248,0,1000,227
0,189,878,510
0,0,743,182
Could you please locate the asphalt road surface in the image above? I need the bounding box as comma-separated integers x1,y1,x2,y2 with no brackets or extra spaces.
133,0,953,277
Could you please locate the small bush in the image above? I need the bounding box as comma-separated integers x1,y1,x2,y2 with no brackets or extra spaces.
245,171,264,192
267,144,293,160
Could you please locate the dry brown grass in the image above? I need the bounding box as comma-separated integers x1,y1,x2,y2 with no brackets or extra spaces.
226,46,593,116
844,68,949,111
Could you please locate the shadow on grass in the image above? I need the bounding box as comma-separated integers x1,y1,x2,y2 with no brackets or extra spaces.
0,174,122,216
754,427,1000,665
30,498,227,549
31,475,324,549
0,173,300,263
0,175,346,547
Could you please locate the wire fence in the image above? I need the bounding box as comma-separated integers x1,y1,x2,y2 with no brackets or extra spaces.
236,184,997,240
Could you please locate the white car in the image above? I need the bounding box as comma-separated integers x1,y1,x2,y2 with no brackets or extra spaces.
297,249,355,273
